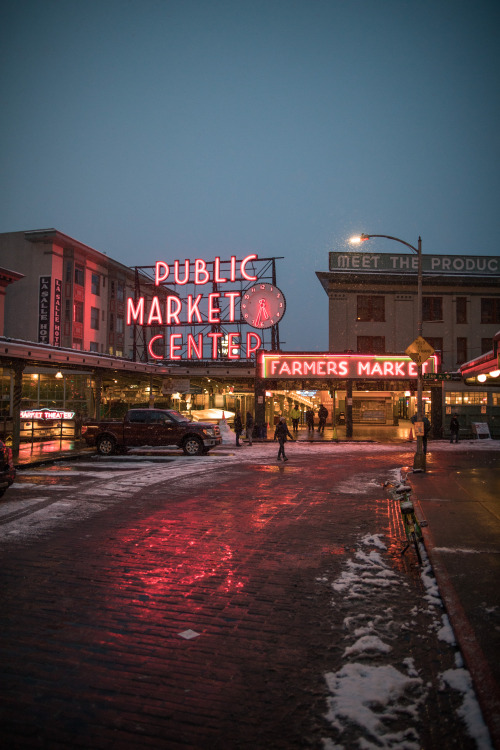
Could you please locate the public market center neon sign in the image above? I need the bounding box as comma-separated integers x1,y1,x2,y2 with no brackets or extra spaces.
260,353,439,379
127,254,274,360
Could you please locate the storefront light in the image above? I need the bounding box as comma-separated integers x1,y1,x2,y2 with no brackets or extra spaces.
477,374,487,383
489,369,500,378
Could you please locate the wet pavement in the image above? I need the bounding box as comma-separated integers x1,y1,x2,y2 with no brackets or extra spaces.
0,443,499,749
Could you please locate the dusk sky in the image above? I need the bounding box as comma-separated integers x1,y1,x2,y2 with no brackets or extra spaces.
1,0,499,351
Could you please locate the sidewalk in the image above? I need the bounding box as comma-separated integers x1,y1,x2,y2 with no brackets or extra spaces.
410,448,500,748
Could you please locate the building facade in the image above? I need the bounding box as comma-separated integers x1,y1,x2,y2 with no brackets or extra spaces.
317,251,500,370
0,229,164,359
316,250,500,436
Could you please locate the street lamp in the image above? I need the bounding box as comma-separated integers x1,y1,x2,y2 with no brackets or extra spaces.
349,233,426,472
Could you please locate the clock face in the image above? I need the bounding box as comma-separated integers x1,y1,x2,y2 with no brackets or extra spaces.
241,283,286,329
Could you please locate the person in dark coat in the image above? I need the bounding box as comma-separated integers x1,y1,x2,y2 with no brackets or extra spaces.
245,411,254,446
449,414,460,443
234,411,243,447
306,408,315,432
318,404,328,434
274,417,294,461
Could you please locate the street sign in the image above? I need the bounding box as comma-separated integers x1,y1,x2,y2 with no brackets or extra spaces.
405,336,435,365
423,372,461,381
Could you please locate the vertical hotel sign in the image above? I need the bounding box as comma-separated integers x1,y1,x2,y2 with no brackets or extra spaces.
38,276,51,343
53,279,62,346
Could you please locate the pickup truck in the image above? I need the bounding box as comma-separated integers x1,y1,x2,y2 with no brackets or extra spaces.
82,408,222,456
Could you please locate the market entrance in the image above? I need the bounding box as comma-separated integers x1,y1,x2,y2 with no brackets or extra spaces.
255,351,441,441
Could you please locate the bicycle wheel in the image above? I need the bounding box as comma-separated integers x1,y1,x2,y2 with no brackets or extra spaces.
410,531,422,565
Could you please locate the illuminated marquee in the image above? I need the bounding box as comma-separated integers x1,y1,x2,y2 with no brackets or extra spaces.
127,254,286,361
260,353,439,379
21,409,76,420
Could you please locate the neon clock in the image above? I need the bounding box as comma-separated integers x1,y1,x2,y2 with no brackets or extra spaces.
241,283,286,329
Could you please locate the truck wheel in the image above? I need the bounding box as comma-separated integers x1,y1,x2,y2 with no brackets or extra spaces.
183,436,203,456
97,435,116,456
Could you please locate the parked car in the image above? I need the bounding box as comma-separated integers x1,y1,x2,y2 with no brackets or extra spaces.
82,408,222,456
0,440,16,497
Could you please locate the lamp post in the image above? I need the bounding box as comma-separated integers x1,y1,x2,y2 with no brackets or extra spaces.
349,233,426,472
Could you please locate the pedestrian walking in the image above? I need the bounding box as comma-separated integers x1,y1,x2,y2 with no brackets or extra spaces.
306,408,315,432
318,404,328,434
234,411,243,447
449,414,460,443
274,416,294,461
245,411,254,445
290,403,301,432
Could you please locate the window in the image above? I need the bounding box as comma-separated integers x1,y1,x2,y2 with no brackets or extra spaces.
74,301,83,323
425,337,443,354
89,342,99,352
423,297,442,321
445,392,487,405
65,262,72,283
493,394,500,406
357,336,385,354
481,298,500,324
481,338,493,354
74,264,84,286
456,297,467,324
116,317,124,333
91,273,100,295
456,337,467,364
90,307,99,330
116,282,124,301
356,295,385,322
65,300,71,320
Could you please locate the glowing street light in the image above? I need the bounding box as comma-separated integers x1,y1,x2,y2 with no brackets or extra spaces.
349,232,426,472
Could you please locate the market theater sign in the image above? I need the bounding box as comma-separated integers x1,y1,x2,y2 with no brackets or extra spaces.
260,353,439,379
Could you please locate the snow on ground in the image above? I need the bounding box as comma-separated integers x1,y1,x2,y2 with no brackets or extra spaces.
321,531,493,750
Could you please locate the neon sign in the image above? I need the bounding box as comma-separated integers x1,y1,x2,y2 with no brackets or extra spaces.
21,409,76,420
260,353,439,380
127,255,286,361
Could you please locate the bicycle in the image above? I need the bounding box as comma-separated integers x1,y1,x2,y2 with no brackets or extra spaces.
385,476,423,564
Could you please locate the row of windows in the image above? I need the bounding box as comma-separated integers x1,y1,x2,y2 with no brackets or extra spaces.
355,295,500,324
65,262,125,299
355,336,490,363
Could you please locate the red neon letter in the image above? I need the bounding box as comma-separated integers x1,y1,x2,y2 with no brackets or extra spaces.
148,334,164,360
174,259,190,285
147,296,163,325
187,333,203,359
208,292,221,323
246,331,262,356
155,261,169,285
127,297,144,325
227,332,240,360
169,333,183,360
166,296,182,324
214,257,227,283
230,255,237,281
187,293,203,323
224,291,240,321
194,259,210,285
207,331,223,358
240,254,258,281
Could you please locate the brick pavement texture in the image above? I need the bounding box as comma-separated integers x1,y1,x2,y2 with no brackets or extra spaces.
0,450,490,749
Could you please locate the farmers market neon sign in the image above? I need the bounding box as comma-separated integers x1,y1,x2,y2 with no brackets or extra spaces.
260,353,439,379
126,254,282,360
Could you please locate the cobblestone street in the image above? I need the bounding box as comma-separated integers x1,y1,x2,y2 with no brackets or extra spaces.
0,446,496,749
